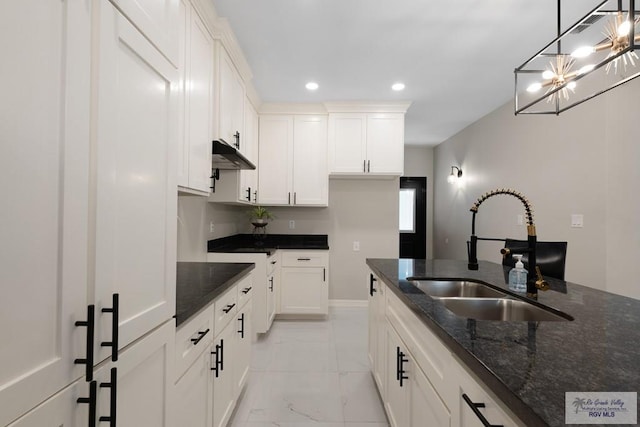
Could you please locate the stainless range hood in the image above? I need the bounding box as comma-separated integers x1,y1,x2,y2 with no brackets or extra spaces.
212,139,256,170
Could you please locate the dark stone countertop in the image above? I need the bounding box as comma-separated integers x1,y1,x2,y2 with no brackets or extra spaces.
207,233,329,254
367,258,640,427
176,262,254,327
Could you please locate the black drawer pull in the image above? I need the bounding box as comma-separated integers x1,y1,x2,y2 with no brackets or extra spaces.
211,344,220,377
269,277,274,291
369,274,377,296
99,367,117,426
462,394,503,427
101,293,119,362
242,287,252,294
297,257,311,261
396,347,409,387
223,303,236,313
190,328,210,345
75,305,95,381
77,381,97,427
271,260,277,264
238,312,245,338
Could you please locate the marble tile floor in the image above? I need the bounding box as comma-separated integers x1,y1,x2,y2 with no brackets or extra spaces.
229,307,390,427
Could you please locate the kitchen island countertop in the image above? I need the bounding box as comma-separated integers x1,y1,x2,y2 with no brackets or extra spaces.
367,258,640,427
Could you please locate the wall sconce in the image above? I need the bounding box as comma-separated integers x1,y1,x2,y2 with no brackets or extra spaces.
514,0,639,115
447,166,463,184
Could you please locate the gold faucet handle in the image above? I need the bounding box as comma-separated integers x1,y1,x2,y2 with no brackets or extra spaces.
535,266,550,291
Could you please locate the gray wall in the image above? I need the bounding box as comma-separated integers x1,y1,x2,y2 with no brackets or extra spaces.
177,178,399,301
403,146,434,259
433,77,640,300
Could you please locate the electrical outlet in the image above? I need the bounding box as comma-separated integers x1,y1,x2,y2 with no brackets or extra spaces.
571,214,584,228
209,221,215,233
516,214,524,226
353,241,360,251
289,220,295,229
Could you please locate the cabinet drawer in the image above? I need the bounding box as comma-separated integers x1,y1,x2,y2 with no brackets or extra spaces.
214,285,238,336
237,273,253,309
175,305,214,381
281,250,328,267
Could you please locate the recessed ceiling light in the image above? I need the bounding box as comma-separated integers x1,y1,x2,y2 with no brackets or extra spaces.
392,82,405,91
305,82,319,91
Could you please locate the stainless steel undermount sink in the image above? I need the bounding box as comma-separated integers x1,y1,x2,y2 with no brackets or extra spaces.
437,297,573,322
408,279,572,321
409,279,507,298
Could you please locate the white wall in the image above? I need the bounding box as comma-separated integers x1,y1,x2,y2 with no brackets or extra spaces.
177,178,399,301
433,77,640,299
404,146,435,259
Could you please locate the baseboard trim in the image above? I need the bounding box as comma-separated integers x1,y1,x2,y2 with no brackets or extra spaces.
329,299,368,307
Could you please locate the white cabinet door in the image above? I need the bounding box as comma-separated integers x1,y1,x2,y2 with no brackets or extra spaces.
280,267,328,315
367,114,404,175
186,7,214,193
367,273,386,396
6,379,90,427
292,116,328,206
212,322,237,427
411,364,451,427
258,115,293,205
235,300,252,394
94,1,177,361
0,1,90,424
240,99,259,202
109,0,179,65
177,1,213,194
95,320,175,427
173,347,212,427
218,47,245,150
385,324,410,427
267,270,277,326
328,113,368,174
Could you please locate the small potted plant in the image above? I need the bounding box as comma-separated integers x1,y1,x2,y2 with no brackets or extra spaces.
248,206,274,227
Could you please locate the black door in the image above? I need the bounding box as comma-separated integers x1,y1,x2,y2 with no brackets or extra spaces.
399,177,427,259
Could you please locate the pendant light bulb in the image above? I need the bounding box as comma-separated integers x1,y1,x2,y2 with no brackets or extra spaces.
617,20,632,37
527,82,543,93
542,70,555,79
572,46,595,58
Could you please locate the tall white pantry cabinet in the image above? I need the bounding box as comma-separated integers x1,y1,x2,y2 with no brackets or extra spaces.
1,0,178,425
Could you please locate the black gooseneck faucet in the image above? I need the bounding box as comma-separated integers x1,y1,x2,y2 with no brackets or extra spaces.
467,189,549,299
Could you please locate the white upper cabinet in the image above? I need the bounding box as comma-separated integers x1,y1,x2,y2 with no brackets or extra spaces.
258,114,328,206
241,99,259,200
0,1,91,424
327,103,409,177
217,45,246,153
177,0,214,194
93,0,177,361
108,0,180,65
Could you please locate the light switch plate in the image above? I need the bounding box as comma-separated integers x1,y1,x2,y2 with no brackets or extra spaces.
353,241,360,251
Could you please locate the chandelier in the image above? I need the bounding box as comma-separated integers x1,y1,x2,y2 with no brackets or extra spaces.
515,0,640,115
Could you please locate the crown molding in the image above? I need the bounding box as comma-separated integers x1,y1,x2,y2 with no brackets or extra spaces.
323,101,412,114
259,103,328,115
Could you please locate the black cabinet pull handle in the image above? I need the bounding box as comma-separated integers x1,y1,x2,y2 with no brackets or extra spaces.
101,293,119,362
269,277,274,291
363,159,366,172
367,160,370,172
246,187,251,201
238,312,245,338
223,303,236,314
297,257,311,261
369,274,377,297
294,192,297,205
242,287,252,294
190,328,210,345
271,260,277,265
219,339,224,372
234,131,240,150
323,268,326,282
462,394,503,427
253,191,257,203
288,192,291,204
77,380,97,427
396,346,408,387
396,346,401,381
99,367,117,426
75,305,95,381
211,344,220,377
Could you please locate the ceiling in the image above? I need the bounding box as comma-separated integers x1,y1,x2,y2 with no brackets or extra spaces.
211,0,592,146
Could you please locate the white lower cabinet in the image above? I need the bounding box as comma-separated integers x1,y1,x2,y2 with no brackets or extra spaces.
370,269,524,427
279,251,329,315
173,274,253,427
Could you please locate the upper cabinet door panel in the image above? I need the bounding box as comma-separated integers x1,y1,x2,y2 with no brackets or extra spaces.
366,114,404,175
328,113,367,174
0,0,90,424
218,47,245,150
293,115,328,206
94,1,177,362
258,115,293,205
109,0,180,65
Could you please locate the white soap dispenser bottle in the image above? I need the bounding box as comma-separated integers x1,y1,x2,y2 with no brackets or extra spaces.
508,254,528,292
